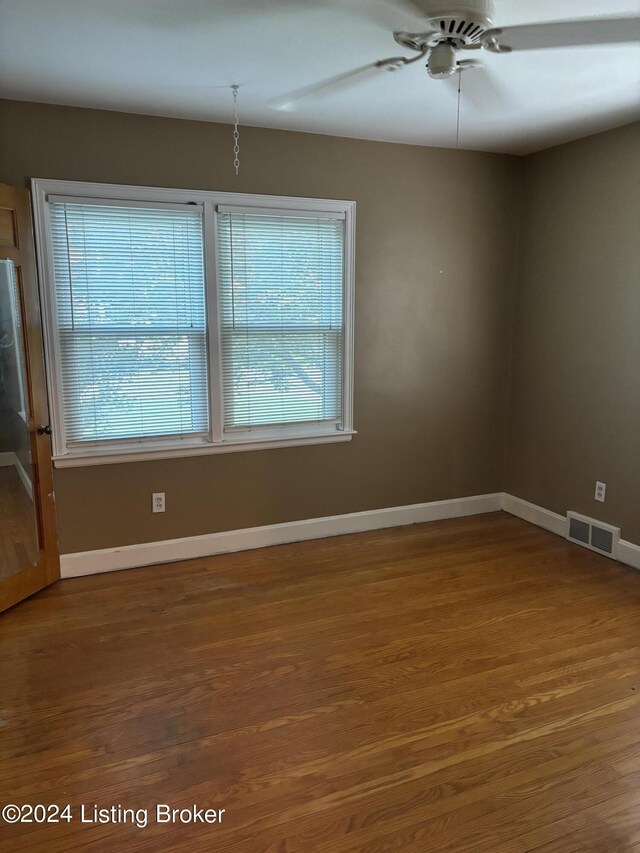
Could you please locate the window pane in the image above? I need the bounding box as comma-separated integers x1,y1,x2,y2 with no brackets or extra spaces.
59,330,207,442
49,202,208,444
222,329,342,428
217,211,344,431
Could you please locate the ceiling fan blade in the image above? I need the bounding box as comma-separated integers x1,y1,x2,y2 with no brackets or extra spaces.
455,65,511,114
269,59,408,112
397,0,442,17
345,0,431,30
483,17,640,53
105,0,324,29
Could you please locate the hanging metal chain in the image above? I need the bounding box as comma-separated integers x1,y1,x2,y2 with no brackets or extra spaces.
231,85,240,176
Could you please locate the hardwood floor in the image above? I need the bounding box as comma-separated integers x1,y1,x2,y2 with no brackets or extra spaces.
1,512,640,852
0,465,37,580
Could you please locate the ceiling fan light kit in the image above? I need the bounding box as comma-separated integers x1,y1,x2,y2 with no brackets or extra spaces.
425,42,458,78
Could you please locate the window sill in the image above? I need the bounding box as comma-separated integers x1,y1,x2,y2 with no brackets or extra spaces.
52,430,356,468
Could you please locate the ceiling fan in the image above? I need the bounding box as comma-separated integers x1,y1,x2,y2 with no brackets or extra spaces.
271,0,640,111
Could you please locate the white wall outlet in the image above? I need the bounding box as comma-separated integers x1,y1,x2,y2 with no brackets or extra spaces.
595,482,606,503
152,492,165,513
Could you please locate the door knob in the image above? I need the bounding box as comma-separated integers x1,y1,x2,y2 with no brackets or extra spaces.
37,425,52,436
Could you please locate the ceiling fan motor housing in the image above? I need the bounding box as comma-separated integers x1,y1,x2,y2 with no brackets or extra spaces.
420,1,494,46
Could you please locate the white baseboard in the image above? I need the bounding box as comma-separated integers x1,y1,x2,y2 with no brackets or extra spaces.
501,494,568,537
58,490,640,579
0,451,14,467
0,451,33,501
502,493,639,573
60,492,504,578
13,454,33,502
616,539,640,572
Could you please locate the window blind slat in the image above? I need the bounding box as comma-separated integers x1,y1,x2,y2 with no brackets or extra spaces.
49,202,209,444
217,211,345,431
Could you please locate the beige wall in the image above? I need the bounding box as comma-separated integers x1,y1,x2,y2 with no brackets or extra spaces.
506,122,640,544
0,99,522,553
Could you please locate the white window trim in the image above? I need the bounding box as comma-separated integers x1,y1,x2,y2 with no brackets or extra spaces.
31,178,356,468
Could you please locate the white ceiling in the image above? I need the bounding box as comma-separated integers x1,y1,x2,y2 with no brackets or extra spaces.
1,0,639,155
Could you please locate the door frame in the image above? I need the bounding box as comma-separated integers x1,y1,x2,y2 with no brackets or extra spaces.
0,183,59,612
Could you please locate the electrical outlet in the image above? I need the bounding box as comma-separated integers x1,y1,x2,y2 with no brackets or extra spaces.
152,492,165,513
595,482,606,503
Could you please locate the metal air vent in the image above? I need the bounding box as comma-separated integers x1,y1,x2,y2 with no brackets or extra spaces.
567,512,620,557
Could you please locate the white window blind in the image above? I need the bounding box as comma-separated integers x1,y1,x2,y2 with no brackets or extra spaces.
217,210,345,432
48,201,208,444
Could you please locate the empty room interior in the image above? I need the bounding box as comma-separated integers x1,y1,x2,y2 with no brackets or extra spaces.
0,0,639,850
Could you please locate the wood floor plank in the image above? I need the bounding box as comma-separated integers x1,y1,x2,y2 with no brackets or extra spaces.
1,512,640,851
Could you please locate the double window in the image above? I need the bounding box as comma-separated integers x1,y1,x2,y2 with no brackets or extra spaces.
32,181,355,466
